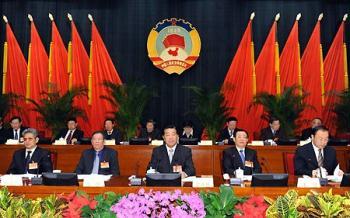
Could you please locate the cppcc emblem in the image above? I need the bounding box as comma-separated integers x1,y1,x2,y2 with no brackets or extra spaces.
147,18,201,75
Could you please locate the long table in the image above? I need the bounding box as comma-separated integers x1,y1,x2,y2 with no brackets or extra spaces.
0,145,349,177
4,176,350,199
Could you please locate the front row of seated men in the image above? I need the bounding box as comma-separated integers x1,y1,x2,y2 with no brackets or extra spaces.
6,125,345,179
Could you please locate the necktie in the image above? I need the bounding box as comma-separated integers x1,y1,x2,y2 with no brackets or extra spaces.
92,151,100,174
14,130,18,140
169,148,174,163
317,149,324,167
239,150,245,164
24,151,32,173
66,131,73,144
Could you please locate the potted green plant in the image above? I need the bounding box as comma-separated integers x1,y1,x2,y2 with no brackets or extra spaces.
102,81,155,141
187,86,231,143
250,85,310,137
333,88,350,140
27,86,87,139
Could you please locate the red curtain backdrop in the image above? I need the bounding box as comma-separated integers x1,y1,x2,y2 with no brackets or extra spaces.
300,20,323,129
254,21,278,133
26,21,49,133
90,21,123,132
322,21,346,135
222,20,256,139
3,23,29,125
70,21,91,136
49,21,68,94
280,20,301,92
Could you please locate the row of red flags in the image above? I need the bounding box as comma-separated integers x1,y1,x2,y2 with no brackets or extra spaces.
2,14,122,136
222,13,348,137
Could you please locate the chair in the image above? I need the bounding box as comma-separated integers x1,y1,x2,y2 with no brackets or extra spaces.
50,151,58,170
283,152,295,175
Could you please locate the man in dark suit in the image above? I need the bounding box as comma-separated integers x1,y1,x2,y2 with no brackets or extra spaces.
218,117,239,145
7,128,53,174
147,125,195,177
5,116,28,142
180,120,199,139
260,117,286,144
55,118,84,144
139,119,162,143
294,126,344,177
102,118,121,144
223,129,261,175
75,131,120,175
300,117,322,140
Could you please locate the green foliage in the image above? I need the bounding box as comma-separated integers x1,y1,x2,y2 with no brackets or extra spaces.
102,81,156,141
0,92,19,119
251,86,310,137
200,185,246,217
27,86,87,138
0,187,65,218
187,86,231,142
81,192,122,218
265,189,299,218
332,89,350,132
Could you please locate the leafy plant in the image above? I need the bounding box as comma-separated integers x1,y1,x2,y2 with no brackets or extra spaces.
0,92,19,119
250,85,310,137
265,189,299,218
27,86,87,139
200,185,246,217
332,89,350,133
81,192,122,218
102,81,155,141
61,190,97,217
187,86,231,142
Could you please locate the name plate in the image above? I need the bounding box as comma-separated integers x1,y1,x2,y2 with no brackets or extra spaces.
83,175,105,187
297,178,321,188
1,175,23,186
192,177,214,187
104,139,115,145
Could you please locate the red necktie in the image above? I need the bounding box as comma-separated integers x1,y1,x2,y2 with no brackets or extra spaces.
66,131,73,144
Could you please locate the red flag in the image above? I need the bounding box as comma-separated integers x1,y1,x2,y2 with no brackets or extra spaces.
26,20,49,131
254,20,279,133
69,20,91,136
322,20,347,134
2,22,29,124
49,20,68,94
90,21,123,132
222,19,256,138
300,19,323,128
280,20,301,93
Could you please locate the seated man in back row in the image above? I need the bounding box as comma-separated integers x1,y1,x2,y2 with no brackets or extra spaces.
75,131,120,175
223,129,261,176
55,118,84,144
147,125,195,178
260,117,286,144
7,128,53,174
294,126,344,177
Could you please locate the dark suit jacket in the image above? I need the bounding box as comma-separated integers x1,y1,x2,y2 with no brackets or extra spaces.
103,129,121,144
300,128,313,140
55,128,84,143
75,147,120,175
147,144,196,176
180,131,200,140
294,142,338,176
223,147,262,175
140,128,162,142
7,147,53,174
218,128,240,145
260,127,286,142
0,127,6,144
5,127,29,141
